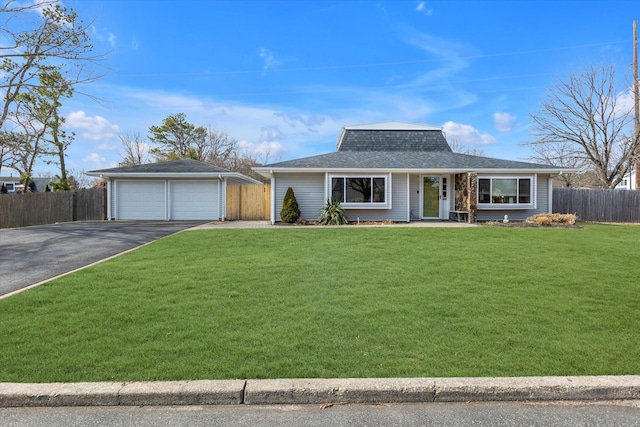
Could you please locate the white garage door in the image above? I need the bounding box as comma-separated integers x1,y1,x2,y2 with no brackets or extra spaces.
117,180,166,220
170,181,219,220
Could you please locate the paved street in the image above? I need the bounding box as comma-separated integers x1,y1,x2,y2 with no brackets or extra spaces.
2,401,640,427
0,221,205,297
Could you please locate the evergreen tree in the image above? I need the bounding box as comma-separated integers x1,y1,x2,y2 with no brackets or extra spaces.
280,187,301,223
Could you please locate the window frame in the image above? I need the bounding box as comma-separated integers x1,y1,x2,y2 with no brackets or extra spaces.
327,173,392,209
477,175,536,210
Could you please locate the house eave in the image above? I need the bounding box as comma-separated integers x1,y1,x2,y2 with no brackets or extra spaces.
85,171,261,184
253,167,576,176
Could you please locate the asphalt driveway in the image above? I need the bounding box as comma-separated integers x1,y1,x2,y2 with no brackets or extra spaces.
0,221,206,298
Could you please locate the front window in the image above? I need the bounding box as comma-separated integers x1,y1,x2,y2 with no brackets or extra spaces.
478,176,534,208
330,175,389,207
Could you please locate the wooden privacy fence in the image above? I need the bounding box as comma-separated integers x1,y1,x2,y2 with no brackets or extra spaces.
226,184,270,220
0,188,106,229
553,188,640,223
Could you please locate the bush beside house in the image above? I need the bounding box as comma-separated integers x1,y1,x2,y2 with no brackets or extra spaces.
280,187,301,223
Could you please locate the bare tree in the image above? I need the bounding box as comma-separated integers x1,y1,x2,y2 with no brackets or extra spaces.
528,64,639,188
118,131,150,166
66,168,93,189
204,126,238,167
449,138,486,157
527,139,588,187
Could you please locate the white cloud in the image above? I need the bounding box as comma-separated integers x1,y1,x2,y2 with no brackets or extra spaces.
615,88,635,118
493,112,516,132
416,1,433,16
239,140,288,163
274,112,327,128
107,32,116,49
260,126,285,143
90,25,116,49
442,121,496,146
66,111,121,141
97,143,118,151
259,48,281,70
131,37,139,51
82,153,116,170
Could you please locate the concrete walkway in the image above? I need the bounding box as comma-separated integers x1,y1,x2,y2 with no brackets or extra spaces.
2,376,639,407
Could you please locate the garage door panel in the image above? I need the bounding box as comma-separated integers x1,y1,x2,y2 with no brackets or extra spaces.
117,181,166,220
170,181,218,220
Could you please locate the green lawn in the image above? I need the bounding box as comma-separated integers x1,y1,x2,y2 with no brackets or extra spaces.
1,224,640,383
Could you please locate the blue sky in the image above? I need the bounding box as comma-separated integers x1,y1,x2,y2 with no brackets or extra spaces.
20,0,640,175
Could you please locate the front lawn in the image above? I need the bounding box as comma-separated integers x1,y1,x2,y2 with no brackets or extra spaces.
1,224,639,382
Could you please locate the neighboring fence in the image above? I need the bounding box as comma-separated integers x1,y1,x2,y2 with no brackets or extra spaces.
553,188,640,223
226,184,270,220
0,188,106,229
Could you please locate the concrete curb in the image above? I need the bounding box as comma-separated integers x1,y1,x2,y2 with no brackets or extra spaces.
1,376,639,407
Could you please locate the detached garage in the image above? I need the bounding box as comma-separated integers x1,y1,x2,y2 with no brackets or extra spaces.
87,159,261,221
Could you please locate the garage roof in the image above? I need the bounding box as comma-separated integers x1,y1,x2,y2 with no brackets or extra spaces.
87,159,261,184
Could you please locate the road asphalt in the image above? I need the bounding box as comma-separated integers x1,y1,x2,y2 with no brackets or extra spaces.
0,220,205,297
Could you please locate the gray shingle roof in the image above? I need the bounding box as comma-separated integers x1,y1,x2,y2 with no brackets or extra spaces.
255,122,566,174
338,130,452,152
262,151,559,170
89,159,234,174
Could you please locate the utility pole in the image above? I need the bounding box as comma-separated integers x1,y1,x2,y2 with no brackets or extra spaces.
635,20,639,189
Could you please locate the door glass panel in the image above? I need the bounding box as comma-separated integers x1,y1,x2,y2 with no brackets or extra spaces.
423,177,440,218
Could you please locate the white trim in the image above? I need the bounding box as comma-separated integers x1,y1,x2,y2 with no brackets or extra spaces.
253,167,573,179
406,173,411,222
548,177,553,214
221,179,225,220
477,174,537,210
326,173,391,209
164,180,169,220
270,172,276,224
86,171,260,184
106,180,113,220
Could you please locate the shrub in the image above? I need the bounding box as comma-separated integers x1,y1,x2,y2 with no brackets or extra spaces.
525,213,577,226
318,198,348,225
280,187,301,223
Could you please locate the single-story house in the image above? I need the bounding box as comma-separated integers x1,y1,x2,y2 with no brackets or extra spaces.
0,176,21,193
86,159,261,220
253,121,575,223
0,176,51,193
615,168,637,190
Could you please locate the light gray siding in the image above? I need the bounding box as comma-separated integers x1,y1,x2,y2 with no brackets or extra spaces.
342,173,409,222
274,172,410,222
273,172,552,223
476,174,550,221
274,173,325,221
